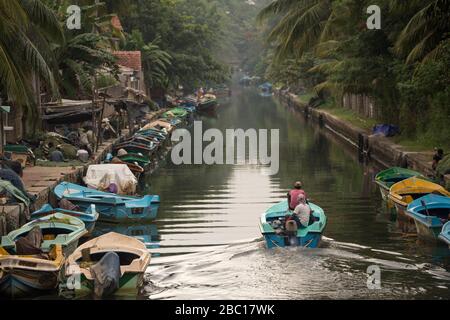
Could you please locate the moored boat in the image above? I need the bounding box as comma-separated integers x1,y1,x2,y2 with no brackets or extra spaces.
31,204,99,234
259,200,327,249
438,222,450,248
0,245,64,299
388,177,450,233
406,194,450,242
1,213,87,257
197,95,218,112
65,232,151,298
54,182,160,223
84,164,138,195
374,167,426,201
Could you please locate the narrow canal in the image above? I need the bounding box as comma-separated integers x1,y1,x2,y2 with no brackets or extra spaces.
131,87,448,300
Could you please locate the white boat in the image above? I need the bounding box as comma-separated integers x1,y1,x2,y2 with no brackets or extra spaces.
84,164,138,195
65,232,151,298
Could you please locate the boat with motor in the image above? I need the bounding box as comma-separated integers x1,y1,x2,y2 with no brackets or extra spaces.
54,182,160,223
374,167,426,201
406,194,450,242
259,200,327,249
388,177,450,233
65,232,151,298
31,204,99,234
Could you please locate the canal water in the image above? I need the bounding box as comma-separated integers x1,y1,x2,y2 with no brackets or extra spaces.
133,87,450,300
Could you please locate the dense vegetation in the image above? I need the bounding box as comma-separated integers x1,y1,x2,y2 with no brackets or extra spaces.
256,0,450,149
0,0,243,132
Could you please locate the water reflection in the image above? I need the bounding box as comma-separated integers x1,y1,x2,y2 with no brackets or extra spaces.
141,88,450,299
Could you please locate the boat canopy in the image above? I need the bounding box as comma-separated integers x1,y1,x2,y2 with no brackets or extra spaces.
84,164,138,195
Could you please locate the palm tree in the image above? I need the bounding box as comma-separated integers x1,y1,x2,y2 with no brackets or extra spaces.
0,0,62,107
257,0,333,61
394,0,450,63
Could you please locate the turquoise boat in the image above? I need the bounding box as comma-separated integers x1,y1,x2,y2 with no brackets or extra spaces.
260,200,327,249
374,167,426,201
54,182,160,223
31,204,99,234
406,194,450,242
1,213,87,256
438,222,450,248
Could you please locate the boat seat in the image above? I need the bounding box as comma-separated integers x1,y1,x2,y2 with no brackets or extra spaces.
44,235,56,241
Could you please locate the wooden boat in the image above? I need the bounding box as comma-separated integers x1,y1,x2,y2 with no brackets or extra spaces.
118,153,151,168
374,167,426,201
31,204,99,234
141,120,175,133
114,141,157,156
438,222,450,248
406,194,450,242
197,97,218,112
162,107,189,119
388,177,450,233
110,158,144,178
0,245,64,299
65,232,151,298
54,182,160,223
259,200,327,249
1,213,87,256
84,164,138,196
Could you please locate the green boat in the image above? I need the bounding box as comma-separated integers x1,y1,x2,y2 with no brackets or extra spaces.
65,232,151,298
118,153,151,168
162,107,189,119
374,167,426,201
1,213,87,257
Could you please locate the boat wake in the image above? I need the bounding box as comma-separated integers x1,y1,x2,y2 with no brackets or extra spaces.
142,237,450,300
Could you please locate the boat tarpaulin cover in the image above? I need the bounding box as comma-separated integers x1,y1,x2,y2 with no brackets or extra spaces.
15,226,43,255
90,252,121,298
372,124,400,137
84,164,137,195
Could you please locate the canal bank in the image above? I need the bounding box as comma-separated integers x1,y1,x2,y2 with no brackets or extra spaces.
0,110,168,237
276,90,450,188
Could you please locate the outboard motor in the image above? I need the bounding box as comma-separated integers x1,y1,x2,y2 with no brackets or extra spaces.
285,220,299,246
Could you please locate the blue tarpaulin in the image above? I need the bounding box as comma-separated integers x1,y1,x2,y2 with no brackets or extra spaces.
372,124,400,137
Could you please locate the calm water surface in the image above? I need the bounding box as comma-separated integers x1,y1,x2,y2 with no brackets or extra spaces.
136,88,449,299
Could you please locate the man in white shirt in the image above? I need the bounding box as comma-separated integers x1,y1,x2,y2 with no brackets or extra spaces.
293,194,311,228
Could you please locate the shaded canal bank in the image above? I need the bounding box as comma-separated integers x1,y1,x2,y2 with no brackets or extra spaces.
140,87,450,300
277,90,450,188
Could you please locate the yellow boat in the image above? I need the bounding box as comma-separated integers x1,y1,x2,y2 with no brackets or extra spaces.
388,177,450,233
0,245,64,299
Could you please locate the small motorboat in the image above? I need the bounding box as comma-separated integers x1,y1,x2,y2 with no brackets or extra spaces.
113,141,158,156
84,164,138,195
54,182,160,223
388,177,450,233
110,158,144,179
406,194,450,242
31,204,99,234
141,120,175,133
197,96,218,112
260,200,327,249
162,107,189,119
65,232,151,298
374,167,426,201
438,222,450,248
0,244,64,299
117,153,151,168
1,213,87,256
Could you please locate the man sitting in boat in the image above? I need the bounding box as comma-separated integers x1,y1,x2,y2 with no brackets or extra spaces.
287,181,307,210
292,194,311,228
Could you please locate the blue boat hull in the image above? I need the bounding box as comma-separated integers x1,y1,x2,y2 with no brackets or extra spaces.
70,200,159,223
0,270,59,299
263,232,322,249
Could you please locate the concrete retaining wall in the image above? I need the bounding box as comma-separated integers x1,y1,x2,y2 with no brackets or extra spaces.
278,91,437,180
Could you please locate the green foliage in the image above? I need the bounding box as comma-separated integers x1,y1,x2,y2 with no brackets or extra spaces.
258,0,450,147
